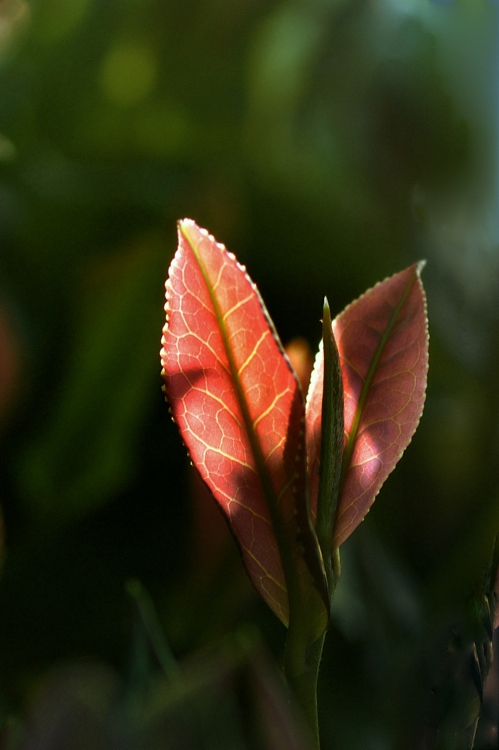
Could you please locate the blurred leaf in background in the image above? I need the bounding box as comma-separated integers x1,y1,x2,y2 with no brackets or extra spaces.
17,232,167,525
18,632,310,750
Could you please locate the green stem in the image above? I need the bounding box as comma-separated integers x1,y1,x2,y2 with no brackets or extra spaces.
467,717,479,750
281,299,346,748
283,552,340,748
126,578,181,681
284,629,326,750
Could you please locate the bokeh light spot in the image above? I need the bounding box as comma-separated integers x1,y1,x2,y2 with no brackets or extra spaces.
100,40,157,108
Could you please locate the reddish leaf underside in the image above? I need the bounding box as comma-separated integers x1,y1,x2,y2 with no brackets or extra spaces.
307,263,428,548
161,220,303,625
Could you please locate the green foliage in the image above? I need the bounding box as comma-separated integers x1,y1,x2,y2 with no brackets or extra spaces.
17,235,167,524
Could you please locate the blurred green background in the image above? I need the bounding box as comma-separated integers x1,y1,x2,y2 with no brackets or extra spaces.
0,0,497,747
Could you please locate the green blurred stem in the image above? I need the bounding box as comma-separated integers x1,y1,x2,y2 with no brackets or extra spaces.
126,577,181,681
467,718,479,749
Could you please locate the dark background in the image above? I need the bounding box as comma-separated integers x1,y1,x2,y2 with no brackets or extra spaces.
0,1,497,747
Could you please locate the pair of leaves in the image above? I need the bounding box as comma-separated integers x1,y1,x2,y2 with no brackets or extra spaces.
161,220,428,627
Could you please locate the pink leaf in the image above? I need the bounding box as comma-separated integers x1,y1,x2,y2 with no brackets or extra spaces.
307,263,428,548
161,220,304,625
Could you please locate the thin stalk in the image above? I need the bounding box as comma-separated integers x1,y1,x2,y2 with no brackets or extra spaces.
467,717,479,749
282,299,345,748
126,578,181,681
284,629,326,750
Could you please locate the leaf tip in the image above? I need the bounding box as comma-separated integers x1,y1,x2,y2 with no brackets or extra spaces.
177,218,202,248
415,259,427,276
322,297,332,329
177,217,195,232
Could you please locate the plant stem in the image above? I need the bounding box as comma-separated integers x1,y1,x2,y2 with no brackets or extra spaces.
283,547,341,749
284,626,326,750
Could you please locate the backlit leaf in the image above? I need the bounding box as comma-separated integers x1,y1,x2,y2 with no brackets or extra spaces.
161,220,305,625
307,263,428,548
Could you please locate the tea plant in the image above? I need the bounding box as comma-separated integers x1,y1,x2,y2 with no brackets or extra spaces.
160,219,495,749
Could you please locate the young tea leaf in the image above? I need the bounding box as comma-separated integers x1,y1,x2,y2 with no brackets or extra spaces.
161,220,322,626
307,263,428,549
315,299,344,594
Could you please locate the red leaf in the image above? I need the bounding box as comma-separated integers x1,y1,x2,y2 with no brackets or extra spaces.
161,220,303,625
307,263,428,548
